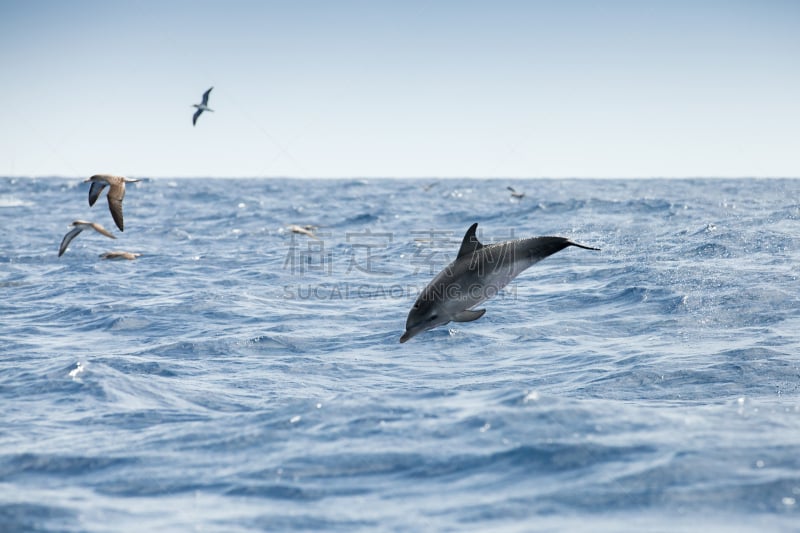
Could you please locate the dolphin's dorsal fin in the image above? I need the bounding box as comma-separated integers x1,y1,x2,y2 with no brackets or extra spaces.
457,223,483,259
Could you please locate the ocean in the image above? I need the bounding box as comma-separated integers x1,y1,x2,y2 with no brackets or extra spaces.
1,177,798,532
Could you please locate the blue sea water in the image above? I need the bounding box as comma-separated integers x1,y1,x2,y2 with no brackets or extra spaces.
1,177,799,532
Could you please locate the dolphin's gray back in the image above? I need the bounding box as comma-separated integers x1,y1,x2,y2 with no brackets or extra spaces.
421,236,595,301
461,237,574,291
514,236,577,267
415,237,578,310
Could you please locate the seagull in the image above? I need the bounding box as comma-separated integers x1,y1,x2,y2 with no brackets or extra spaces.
100,251,141,260
58,220,116,257
83,174,140,232
507,186,525,199
193,87,214,126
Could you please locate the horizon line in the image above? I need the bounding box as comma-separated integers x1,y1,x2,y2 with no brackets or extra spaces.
3,175,799,181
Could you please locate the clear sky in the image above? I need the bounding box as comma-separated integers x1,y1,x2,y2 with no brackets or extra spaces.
1,0,798,178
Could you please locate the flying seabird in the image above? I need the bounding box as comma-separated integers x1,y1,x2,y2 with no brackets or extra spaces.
193,87,214,126
287,224,320,240
58,220,116,257
83,174,140,231
100,251,141,260
507,186,525,199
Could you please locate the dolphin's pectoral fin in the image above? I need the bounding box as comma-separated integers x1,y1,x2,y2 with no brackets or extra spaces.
453,309,486,322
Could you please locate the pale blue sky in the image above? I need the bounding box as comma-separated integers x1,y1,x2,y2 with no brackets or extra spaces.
1,0,798,178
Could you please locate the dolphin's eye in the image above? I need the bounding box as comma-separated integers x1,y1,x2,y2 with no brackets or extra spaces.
428,314,438,321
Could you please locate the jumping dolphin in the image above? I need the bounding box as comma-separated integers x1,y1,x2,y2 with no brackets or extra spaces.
400,223,599,343
193,87,214,126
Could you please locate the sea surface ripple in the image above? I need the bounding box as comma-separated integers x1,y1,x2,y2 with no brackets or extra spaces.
1,177,799,532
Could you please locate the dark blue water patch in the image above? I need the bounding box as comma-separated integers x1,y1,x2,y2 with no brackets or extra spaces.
93,358,179,378
277,451,430,482
0,502,78,533
0,337,40,358
695,478,800,514
36,305,106,327
80,410,210,430
551,449,800,515
0,453,135,479
0,368,87,399
716,346,784,361
95,477,229,498
572,285,689,330
336,212,381,226
274,443,657,487
225,483,328,500
244,513,378,532
143,339,237,359
434,443,655,478
581,349,799,401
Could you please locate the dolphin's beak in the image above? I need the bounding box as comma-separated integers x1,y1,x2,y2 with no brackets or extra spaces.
399,330,413,343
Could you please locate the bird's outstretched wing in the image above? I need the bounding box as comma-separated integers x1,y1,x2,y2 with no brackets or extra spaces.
88,181,107,206
106,185,126,231
89,221,116,239
58,226,84,257
201,87,213,106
